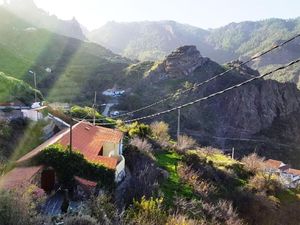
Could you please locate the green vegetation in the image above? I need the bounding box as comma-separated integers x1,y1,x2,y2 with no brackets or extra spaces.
0,72,41,104
0,7,130,104
37,144,115,188
154,151,193,204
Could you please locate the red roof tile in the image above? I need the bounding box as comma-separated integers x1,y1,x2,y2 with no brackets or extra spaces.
265,159,286,170
58,122,122,169
74,176,97,188
0,165,44,189
16,121,123,170
287,168,300,176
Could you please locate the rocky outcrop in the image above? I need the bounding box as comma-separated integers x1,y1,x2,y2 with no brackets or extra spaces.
147,46,208,81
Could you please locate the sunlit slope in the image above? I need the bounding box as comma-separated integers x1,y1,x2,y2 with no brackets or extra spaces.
0,72,41,104
0,7,130,104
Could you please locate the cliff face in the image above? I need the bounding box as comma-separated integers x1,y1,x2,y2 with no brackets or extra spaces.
128,46,300,161
147,45,208,81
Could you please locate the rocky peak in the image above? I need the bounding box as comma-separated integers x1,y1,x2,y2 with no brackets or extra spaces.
164,45,206,76
148,45,207,80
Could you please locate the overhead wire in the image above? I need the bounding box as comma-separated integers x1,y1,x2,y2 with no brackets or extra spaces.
113,33,300,118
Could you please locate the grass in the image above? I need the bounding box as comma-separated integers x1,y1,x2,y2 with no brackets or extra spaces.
276,189,300,204
154,151,194,206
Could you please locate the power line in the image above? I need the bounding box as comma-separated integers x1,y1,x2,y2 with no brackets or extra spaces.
121,58,300,123
113,33,300,118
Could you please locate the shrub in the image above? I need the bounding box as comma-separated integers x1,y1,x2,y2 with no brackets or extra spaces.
176,135,197,152
122,122,151,138
178,164,217,198
247,173,282,194
70,105,102,120
126,196,167,225
166,214,199,225
150,121,170,146
130,137,153,153
88,193,122,224
0,190,37,225
64,215,99,225
241,153,265,174
37,144,115,188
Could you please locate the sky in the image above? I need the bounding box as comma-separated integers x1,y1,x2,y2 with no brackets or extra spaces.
3,0,300,30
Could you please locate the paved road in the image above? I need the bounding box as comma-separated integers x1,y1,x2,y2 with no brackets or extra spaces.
102,103,114,116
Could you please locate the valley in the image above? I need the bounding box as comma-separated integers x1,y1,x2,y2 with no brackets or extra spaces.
0,1,300,224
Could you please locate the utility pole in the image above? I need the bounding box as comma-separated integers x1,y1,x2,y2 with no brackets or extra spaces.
69,99,73,153
93,91,97,126
69,120,73,153
231,147,235,159
29,70,37,102
177,108,181,140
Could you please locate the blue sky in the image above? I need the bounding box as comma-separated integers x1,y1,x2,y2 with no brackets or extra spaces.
7,0,300,30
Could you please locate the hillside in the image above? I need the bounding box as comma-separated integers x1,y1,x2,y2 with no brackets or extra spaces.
117,46,300,167
89,19,300,65
0,7,131,104
89,19,300,105
0,72,41,104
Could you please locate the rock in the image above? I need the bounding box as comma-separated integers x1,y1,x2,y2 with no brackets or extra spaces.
148,45,207,81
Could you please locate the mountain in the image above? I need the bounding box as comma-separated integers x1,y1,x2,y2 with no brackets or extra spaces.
0,6,131,104
118,46,300,167
3,0,86,40
89,19,300,63
89,19,300,91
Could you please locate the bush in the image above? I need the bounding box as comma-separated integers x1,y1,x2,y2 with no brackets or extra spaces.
70,105,102,120
37,144,115,188
241,153,265,174
176,135,197,152
126,196,167,225
130,137,153,153
178,164,217,198
150,121,170,146
64,215,99,225
247,173,282,194
118,122,150,138
0,190,38,225
88,193,122,224
166,214,199,225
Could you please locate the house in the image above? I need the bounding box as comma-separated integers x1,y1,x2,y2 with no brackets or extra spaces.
280,168,300,188
0,121,125,193
102,89,125,97
22,105,47,121
264,159,289,174
264,159,300,188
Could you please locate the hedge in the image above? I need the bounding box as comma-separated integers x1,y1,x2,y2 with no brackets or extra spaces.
37,144,115,188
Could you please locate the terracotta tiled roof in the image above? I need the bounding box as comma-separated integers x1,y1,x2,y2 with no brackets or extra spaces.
58,122,123,169
17,128,70,164
16,121,122,170
265,159,286,170
75,176,97,188
0,165,44,189
287,168,300,176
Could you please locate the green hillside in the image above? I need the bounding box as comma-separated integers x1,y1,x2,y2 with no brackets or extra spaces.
0,72,41,104
0,7,131,105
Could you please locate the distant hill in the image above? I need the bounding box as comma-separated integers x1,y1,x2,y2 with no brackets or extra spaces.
89,19,300,63
89,19,300,89
3,0,86,40
0,7,131,104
